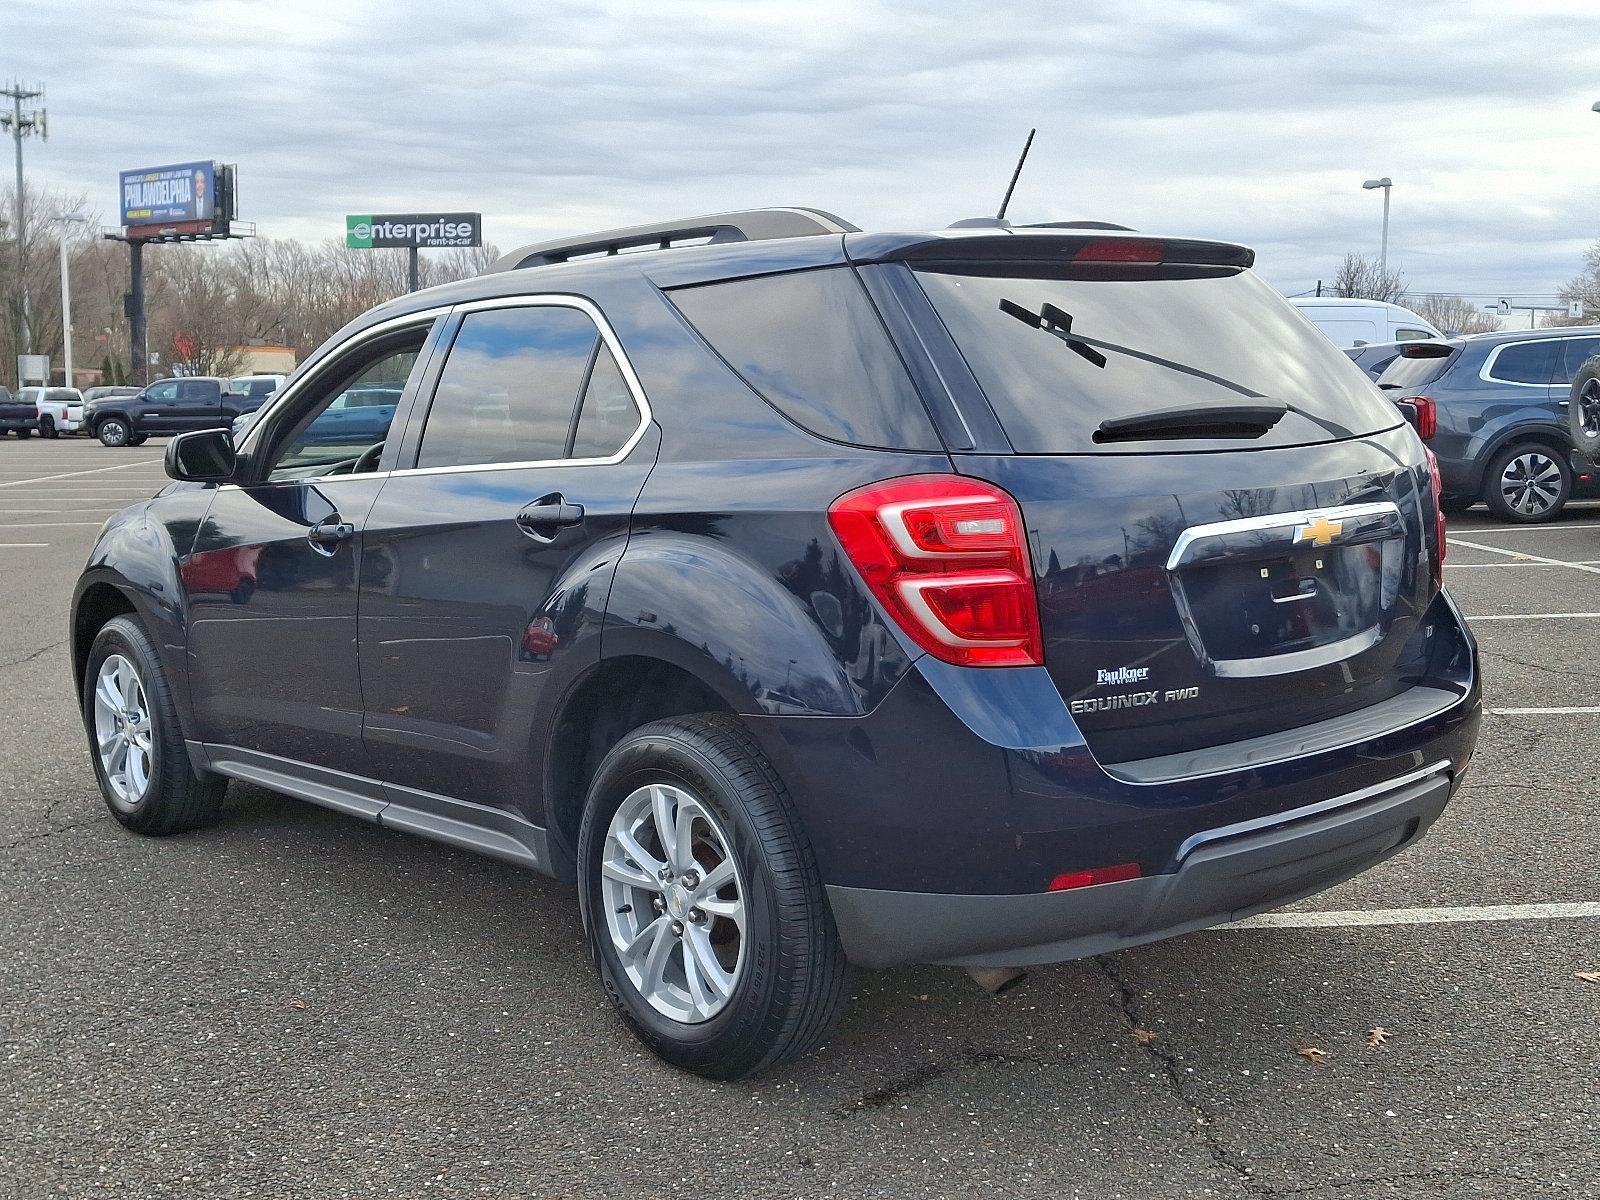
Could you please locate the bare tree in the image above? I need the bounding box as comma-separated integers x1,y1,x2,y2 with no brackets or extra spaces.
1552,239,1600,328
1330,252,1407,303
1405,294,1499,336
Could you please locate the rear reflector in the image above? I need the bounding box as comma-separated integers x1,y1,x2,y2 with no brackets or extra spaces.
1048,863,1142,892
829,474,1044,668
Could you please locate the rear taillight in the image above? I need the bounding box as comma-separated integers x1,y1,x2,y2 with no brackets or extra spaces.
1406,395,1438,440
1425,448,1446,583
828,475,1044,667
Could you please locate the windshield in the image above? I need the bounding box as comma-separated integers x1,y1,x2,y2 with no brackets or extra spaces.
915,265,1400,453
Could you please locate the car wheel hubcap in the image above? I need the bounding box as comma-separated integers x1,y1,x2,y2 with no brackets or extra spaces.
104,423,125,444
599,782,746,1023
1500,451,1562,516
94,654,154,809
1580,379,1600,440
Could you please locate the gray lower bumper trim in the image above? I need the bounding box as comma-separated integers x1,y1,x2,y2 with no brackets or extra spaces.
827,770,1452,969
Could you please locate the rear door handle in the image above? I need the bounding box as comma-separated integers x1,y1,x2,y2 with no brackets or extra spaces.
516,496,585,539
307,516,356,555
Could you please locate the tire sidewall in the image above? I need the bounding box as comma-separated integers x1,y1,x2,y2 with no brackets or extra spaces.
1484,442,1571,523
1571,363,1600,456
577,730,784,1067
98,418,129,447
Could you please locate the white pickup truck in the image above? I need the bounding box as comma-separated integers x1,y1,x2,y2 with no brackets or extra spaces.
24,386,86,437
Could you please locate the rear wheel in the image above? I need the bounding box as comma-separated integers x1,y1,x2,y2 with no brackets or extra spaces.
1571,362,1600,462
1482,443,1571,523
84,615,226,835
38,415,56,438
16,426,30,438
97,417,130,447
577,714,848,1079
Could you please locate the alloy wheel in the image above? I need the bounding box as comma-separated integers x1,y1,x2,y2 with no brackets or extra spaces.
93,653,154,810
1499,450,1563,517
1579,378,1600,440
599,782,747,1024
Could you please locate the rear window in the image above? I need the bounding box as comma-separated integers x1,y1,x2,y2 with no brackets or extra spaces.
915,266,1400,453
1375,345,1457,392
1484,340,1559,386
668,267,938,450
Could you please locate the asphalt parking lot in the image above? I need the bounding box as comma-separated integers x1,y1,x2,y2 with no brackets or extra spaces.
1,436,1595,1199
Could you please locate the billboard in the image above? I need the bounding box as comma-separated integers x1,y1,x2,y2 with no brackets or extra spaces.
120,161,220,227
346,212,481,249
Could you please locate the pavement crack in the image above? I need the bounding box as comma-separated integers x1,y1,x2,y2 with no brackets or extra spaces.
0,636,67,671
1479,646,1591,682
1268,1166,1523,1196
832,1047,1043,1117
1095,955,1260,1194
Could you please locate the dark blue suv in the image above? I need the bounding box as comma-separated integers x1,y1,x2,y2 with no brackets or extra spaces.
70,209,1481,1078
1376,327,1600,522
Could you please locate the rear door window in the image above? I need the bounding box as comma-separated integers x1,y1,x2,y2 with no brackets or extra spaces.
417,306,598,469
915,266,1400,452
1484,340,1559,385
668,267,938,451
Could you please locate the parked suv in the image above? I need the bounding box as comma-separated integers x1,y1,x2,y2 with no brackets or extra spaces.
70,209,1481,1078
84,376,262,447
1375,327,1600,521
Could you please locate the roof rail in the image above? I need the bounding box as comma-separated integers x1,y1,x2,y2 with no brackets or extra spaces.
488,207,859,273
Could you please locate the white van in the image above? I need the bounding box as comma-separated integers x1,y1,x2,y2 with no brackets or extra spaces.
1290,298,1442,348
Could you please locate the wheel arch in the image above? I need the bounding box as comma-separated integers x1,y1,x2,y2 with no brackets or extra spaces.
1468,422,1572,496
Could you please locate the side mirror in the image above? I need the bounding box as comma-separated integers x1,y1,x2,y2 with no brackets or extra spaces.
165,428,238,483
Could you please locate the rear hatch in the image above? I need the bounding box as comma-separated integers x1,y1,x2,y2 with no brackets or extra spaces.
875,234,1438,765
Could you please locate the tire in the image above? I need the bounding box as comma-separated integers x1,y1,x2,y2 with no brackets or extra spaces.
1482,442,1572,523
83,615,227,835
97,417,131,447
17,426,30,438
1439,494,1477,515
128,434,148,446
38,416,56,438
576,713,848,1080
1571,361,1600,462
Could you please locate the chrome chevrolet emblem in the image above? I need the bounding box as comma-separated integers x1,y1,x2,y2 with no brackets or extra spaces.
1293,515,1344,547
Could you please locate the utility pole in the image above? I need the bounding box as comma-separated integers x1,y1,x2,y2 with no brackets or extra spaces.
0,83,47,364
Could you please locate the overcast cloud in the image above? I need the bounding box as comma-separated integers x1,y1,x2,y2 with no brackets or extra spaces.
12,0,1600,300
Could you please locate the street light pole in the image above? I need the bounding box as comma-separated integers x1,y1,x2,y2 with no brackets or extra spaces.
52,212,87,387
1362,177,1393,280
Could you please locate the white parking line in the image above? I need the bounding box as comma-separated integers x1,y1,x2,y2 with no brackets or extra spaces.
1225,902,1600,929
1447,536,1600,576
1452,522,1600,533
0,459,165,489
1489,705,1600,715
1447,560,1600,569
1465,612,1600,621
0,521,105,528
0,542,48,548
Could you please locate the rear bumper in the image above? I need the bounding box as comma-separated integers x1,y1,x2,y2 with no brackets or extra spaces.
0,415,38,431
827,763,1451,968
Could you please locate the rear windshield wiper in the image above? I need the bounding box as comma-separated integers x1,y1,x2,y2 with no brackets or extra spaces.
1094,403,1287,444
998,297,1357,440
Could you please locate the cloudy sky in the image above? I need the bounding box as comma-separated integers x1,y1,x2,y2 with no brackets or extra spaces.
13,0,1600,301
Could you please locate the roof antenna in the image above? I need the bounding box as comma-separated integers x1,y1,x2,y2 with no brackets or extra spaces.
996,128,1036,221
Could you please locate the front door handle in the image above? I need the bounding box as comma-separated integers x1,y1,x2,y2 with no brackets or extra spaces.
516,496,585,539
307,516,356,555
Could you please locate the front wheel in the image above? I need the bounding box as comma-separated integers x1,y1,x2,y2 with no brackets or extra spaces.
84,615,227,834
97,417,130,447
1482,443,1571,523
577,714,848,1080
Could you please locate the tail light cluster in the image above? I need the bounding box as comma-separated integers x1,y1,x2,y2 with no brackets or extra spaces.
828,475,1044,667
1405,395,1438,440
1425,448,1447,583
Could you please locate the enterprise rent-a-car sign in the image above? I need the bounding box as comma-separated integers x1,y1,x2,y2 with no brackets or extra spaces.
346,213,482,249
120,161,218,226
